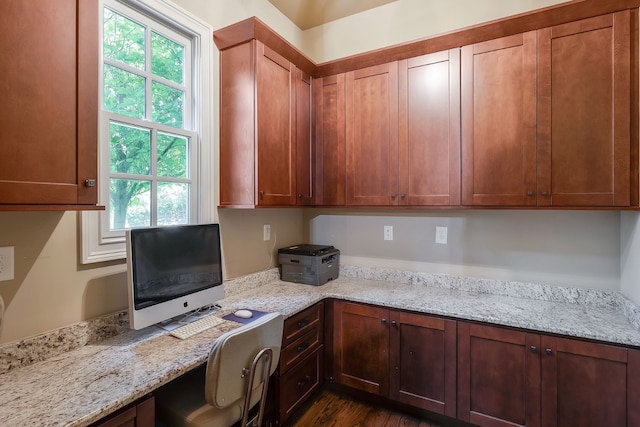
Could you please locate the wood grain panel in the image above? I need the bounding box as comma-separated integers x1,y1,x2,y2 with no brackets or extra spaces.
399,49,460,206
461,32,537,206
256,42,297,205
541,336,629,426
537,11,631,207
314,74,346,206
346,63,399,206
458,323,540,427
0,0,98,205
333,301,389,395
389,311,456,417
295,68,313,205
219,41,256,207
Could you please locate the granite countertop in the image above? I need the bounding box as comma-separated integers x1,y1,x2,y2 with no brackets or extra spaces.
1,267,640,426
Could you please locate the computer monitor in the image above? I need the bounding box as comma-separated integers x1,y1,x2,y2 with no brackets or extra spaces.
126,223,225,330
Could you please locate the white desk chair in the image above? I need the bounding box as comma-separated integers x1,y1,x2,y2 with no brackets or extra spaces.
155,312,284,427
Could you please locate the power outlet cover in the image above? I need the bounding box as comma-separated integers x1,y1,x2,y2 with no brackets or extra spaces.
0,246,15,281
435,227,448,245
384,225,393,241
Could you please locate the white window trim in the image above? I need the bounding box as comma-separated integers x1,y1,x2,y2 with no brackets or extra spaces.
81,0,216,264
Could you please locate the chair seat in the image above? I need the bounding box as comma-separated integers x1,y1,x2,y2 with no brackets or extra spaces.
155,365,264,427
155,313,284,427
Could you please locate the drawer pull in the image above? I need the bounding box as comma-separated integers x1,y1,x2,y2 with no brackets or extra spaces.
297,319,310,329
297,375,311,387
297,342,310,353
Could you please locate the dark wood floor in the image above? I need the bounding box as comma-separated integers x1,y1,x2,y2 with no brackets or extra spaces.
288,389,446,427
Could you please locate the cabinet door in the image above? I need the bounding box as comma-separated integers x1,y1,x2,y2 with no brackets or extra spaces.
541,336,637,427
399,50,461,206
346,63,399,206
314,74,346,206
295,68,313,205
0,0,98,206
91,395,154,427
332,301,389,395
256,43,297,206
458,323,540,427
278,347,324,424
537,12,632,207
461,32,537,206
389,311,456,417
219,41,256,207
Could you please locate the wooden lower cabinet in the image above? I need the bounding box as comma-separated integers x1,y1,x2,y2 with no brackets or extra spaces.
90,395,154,427
389,311,457,418
458,322,640,427
541,336,640,427
332,301,457,417
332,301,389,394
275,302,325,425
457,322,540,427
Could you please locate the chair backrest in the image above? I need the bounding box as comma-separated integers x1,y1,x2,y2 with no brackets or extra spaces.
204,312,284,409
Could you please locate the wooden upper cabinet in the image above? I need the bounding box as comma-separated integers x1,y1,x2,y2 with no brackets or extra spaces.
314,74,346,206
537,11,632,207
295,68,314,206
0,0,98,208
463,11,636,208
461,32,538,207
256,44,297,206
399,49,461,206
219,40,304,207
346,62,399,206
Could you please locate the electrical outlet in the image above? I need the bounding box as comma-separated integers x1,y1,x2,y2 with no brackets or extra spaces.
0,247,15,281
263,224,271,241
435,226,448,245
384,225,393,241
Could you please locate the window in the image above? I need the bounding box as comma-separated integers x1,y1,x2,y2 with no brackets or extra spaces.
82,0,215,263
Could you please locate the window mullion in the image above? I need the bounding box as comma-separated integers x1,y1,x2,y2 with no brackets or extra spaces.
151,128,158,226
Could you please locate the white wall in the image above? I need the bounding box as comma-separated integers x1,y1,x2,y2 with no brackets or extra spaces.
300,0,570,63
308,210,621,290
621,212,640,304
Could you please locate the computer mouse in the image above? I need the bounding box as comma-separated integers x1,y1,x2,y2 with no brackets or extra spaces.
234,309,253,319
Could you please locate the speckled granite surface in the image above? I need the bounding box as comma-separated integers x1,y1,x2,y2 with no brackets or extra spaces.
1,266,640,426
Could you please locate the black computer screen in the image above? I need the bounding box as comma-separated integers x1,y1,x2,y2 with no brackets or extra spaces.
129,224,223,309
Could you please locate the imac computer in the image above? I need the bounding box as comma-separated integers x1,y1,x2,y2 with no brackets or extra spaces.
126,223,225,330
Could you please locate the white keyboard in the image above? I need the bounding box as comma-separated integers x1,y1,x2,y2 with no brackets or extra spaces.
170,315,224,340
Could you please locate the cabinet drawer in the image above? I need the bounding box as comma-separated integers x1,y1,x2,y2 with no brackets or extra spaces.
283,302,323,347
280,327,320,374
279,346,324,424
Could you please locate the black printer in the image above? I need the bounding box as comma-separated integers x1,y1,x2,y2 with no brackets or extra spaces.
278,244,340,286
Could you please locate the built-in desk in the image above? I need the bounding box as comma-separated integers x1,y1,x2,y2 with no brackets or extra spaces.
1,266,640,426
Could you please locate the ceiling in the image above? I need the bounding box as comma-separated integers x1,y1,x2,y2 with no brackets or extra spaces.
268,0,399,30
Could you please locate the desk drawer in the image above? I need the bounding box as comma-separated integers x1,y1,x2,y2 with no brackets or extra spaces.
278,346,323,424
280,327,320,374
283,301,323,347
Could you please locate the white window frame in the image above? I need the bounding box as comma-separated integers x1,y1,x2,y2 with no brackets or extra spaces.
81,0,216,264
